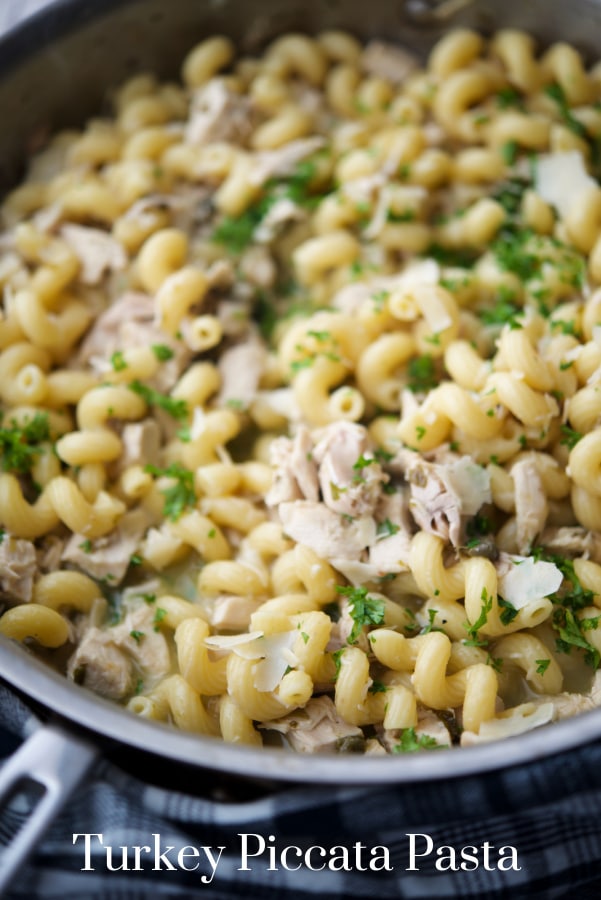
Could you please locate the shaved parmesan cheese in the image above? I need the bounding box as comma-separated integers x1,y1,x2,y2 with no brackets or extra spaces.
190,406,208,441
497,555,563,610
415,283,452,333
205,631,299,693
362,184,392,241
253,632,299,692
330,558,385,586
204,631,264,650
447,456,491,515
399,258,440,287
465,702,555,744
255,388,301,421
61,224,127,285
535,150,596,220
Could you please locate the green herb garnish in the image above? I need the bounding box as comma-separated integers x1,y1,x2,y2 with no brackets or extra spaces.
336,585,386,644
144,462,196,520
0,412,50,476
152,344,175,362
393,727,447,753
129,381,188,420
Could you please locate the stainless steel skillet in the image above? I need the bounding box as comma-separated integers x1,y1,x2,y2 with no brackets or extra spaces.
2,0,601,890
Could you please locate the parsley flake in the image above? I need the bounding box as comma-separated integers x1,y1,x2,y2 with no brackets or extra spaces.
144,462,196,520
393,727,447,753
336,585,385,644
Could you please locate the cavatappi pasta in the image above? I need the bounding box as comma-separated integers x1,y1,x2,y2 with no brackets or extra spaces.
4,28,601,755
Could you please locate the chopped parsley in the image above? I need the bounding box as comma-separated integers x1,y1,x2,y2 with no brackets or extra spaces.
79,539,93,554
374,447,394,464
129,630,145,644
0,412,50,476
478,286,523,329
501,140,519,166
486,655,504,673
144,462,196,520
407,354,438,393
129,381,188,421
152,344,175,362
465,587,493,641
371,290,390,311
498,596,518,626
424,243,479,268
387,208,415,223
560,424,583,449
336,585,386,644
213,201,270,254
492,177,530,216
307,329,331,342
491,228,540,281
420,608,441,635
332,648,344,681
153,607,168,631
532,548,599,668
376,518,400,540
535,658,551,676
212,157,324,254
368,680,388,694
393,727,447,753
544,83,588,140
353,454,376,472
110,350,127,372
496,87,524,110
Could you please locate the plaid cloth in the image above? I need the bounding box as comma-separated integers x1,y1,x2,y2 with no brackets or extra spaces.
1,2,601,898
1,683,601,899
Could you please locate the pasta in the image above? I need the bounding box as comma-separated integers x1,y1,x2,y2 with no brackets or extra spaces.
3,26,601,756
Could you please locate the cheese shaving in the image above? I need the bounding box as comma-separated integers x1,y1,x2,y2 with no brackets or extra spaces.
535,150,596,220
498,556,563,610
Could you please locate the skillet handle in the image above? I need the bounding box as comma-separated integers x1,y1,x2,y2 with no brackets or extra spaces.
0,723,98,895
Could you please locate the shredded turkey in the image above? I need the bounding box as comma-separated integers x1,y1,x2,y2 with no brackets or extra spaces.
185,80,254,146
78,291,189,391
278,501,376,561
210,594,260,630
116,419,161,473
537,526,601,563
254,197,306,244
399,450,491,547
249,137,326,186
217,337,267,410
68,602,170,700
531,670,601,720
511,457,548,554
68,632,134,700
0,534,37,603
266,426,319,506
262,696,363,753
405,456,464,546
62,509,151,584
61,224,127,285
313,422,385,518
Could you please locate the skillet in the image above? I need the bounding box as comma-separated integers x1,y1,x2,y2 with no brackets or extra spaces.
3,0,601,889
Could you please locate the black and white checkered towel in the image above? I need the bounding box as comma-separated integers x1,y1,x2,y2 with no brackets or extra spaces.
1,683,601,900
